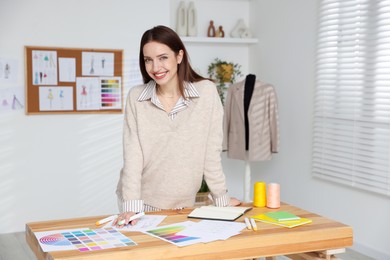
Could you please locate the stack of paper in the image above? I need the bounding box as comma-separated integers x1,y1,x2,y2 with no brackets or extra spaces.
103,215,167,232
177,220,246,243
251,211,312,228
187,205,252,221
144,220,246,247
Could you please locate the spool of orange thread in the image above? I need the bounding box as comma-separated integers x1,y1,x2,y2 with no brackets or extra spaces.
253,182,267,207
267,183,280,208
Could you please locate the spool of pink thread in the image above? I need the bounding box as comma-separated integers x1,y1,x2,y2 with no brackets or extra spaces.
267,183,280,208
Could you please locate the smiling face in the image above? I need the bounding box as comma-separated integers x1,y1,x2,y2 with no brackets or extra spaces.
143,41,183,88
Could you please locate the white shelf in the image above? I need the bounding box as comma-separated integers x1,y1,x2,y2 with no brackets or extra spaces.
181,37,258,44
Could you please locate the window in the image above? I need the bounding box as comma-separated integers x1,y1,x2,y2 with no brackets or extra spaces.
313,0,390,196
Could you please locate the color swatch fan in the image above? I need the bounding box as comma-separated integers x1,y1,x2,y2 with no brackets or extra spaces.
35,227,137,252
144,221,203,247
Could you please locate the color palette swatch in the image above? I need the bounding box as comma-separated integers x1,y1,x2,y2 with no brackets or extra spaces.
145,221,202,247
100,77,121,109
35,227,136,252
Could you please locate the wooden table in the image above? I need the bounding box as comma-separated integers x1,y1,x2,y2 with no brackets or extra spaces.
26,203,353,260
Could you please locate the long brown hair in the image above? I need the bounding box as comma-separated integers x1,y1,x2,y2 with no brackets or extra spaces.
139,25,207,98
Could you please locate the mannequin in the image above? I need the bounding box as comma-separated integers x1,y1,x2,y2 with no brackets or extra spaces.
244,74,256,150
244,74,256,202
223,74,279,202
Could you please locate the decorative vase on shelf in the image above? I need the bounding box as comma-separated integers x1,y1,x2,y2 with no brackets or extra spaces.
187,1,198,37
230,19,252,38
176,1,187,36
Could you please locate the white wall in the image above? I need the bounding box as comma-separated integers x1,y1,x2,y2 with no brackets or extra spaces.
248,0,390,259
1,0,389,259
0,0,250,232
0,0,170,233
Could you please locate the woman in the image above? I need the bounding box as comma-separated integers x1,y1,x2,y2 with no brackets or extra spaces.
115,25,240,227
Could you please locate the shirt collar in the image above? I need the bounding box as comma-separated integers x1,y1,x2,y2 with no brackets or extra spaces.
138,80,200,101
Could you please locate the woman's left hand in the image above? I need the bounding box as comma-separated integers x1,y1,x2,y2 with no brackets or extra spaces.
229,197,241,206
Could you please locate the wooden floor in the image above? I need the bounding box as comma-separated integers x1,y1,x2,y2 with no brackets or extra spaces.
0,232,35,260
0,232,374,260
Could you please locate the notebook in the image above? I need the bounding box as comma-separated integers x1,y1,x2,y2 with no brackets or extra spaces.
188,206,252,221
264,211,300,221
251,214,312,228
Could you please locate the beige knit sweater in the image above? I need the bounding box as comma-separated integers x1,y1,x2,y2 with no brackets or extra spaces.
116,80,229,210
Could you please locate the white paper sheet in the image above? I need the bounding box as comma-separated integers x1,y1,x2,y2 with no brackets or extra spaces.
177,220,246,243
59,58,76,82
0,58,18,83
103,215,167,232
143,221,203,247
34,227,136,252
32,50,58,85
39,86,73,111
82,52,114,76
76,77,100,110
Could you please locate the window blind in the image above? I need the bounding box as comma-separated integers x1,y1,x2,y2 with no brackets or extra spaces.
313,0,390,196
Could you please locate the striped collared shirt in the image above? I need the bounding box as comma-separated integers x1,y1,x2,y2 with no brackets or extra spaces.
137,80,200,119
120,196,231,213
119,80,231,213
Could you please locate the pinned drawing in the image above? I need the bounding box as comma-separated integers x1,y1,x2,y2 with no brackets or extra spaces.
0,87,24,113
32,50,58,85
59,58,76,82
39,87,73,111
0,58,18,83
82,52,114,76
76,77,100,110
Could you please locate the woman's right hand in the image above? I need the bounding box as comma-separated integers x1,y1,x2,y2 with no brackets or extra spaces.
113,212,140,228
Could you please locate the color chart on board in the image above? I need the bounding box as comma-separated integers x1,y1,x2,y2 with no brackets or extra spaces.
145,221,202,247
100,77,121,109
35,227,136,252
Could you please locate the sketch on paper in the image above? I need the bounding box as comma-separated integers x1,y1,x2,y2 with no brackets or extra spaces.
82,52,114,76
0,87,24,113
76,77,100,110
32,51,58,85
39,86,73,111
59,58,76,82
0,58,18,83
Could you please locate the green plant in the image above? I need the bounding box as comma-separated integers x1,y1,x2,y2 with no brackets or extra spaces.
208,58,242,105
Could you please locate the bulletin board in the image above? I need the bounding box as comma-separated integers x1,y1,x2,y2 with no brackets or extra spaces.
25,46,124,115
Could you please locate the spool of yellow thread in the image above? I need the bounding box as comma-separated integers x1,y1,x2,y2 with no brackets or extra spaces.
253,181,267,207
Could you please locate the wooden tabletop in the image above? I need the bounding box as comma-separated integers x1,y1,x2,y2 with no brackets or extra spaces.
26,203,353,260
